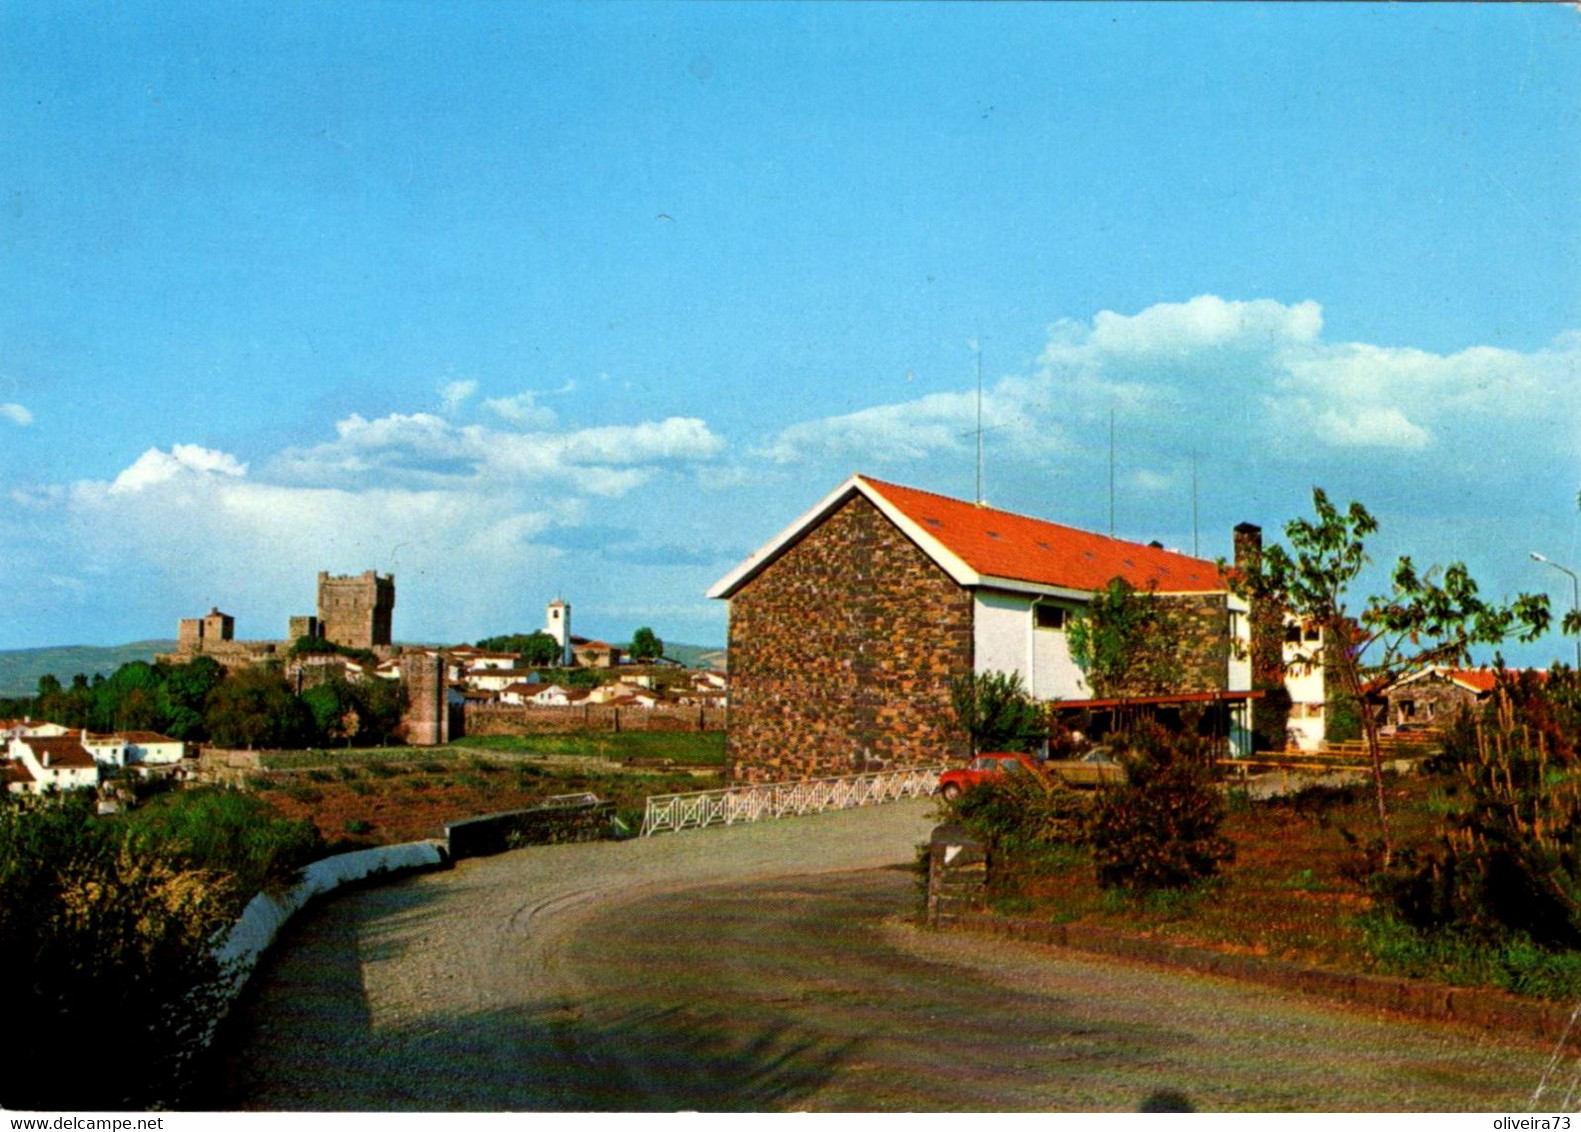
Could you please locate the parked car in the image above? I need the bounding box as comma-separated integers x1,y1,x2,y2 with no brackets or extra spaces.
937,751,1046,800
1043,746,1126,789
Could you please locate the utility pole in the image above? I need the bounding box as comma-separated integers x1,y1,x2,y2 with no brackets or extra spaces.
1108,409,1116,536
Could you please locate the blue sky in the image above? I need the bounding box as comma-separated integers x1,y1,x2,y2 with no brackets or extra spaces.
3,2,1579,665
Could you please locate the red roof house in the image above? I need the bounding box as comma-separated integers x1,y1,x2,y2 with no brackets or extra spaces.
709,474,1253,782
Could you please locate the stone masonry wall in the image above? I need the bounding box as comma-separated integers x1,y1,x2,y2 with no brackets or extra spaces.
1160,593,1233,694
726,493,974,783
1384,676,1479,729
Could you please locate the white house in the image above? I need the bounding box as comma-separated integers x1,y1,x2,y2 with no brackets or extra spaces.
118,731,187,765
8,735,100,793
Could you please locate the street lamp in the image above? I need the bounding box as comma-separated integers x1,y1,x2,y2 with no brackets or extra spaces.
1531,551,1581,671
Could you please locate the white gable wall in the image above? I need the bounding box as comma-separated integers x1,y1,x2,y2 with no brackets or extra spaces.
972,590,1090,701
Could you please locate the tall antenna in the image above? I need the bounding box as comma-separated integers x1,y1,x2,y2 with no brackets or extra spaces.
974,342,985,505
1192,453,1200,557
1108,409,1116,536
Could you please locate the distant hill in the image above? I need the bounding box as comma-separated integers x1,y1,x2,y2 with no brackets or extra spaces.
659,642,726,670
0,641,177,699
0,638,723,697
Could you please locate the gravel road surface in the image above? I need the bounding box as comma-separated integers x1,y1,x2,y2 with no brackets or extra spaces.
219,799,1553,1111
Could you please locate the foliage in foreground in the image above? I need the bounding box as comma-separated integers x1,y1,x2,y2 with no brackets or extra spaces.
949,669,1046,754
940,723,1231,897
0,794,238,1110
1372,675,1581,958
1088,723,1233,894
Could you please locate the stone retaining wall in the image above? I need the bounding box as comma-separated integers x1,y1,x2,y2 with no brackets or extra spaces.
464,703,725,736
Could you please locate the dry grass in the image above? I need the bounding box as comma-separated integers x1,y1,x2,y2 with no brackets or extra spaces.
1004,770,1448,974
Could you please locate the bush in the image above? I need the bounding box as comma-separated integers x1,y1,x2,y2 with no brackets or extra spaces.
127,787,325,904
950,670,1046,753
944,770,1086,860
1087,723,1233,894
0,794,238,1109
1373,689,1581,950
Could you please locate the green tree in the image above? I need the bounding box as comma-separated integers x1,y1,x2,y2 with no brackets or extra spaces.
629,626,664,662
158,655,226,739
1066,578,1193,698
476,631,563,666
950,670,1046,754
349,676,408,746
205,666,312,749
1229,488,1551,863
301,677,358,746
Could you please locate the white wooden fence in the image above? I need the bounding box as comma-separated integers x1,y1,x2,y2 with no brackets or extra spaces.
640,765,945,836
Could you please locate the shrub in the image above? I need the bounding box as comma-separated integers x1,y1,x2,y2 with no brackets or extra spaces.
944,769,1086,860
1087,723,1233,894
0,794,238,1109
343,819,372,835
1373,690,1581,950
950,670,1046,753
127,787,325,904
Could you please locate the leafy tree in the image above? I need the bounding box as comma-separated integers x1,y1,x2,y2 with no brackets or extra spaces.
1066,578,1193,698
158,655,226,739
1229,488,1551,863
205,666,313,749
476,631,562,666
350,675,408,746
37,673,61,698
629,626,664,661
1087,722,1233,894
950,670,1046,754
302,678,359,746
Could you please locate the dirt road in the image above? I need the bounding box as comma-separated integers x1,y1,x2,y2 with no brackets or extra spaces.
219,799,1552,1111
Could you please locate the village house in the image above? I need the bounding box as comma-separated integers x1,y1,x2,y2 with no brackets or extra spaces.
709,474,1257,783
6,734,100,794
1382,666,1531,731
1283,620,1329,751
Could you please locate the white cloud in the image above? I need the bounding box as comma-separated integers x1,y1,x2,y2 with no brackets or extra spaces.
1312,406,1433,450
0,403,32,426
1077,295,1322,359
440,379,478,413
109,444,248,494
760,295,1581,474
482,391,558,428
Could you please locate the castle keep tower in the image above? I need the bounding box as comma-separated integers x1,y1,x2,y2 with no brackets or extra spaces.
317,570,395,650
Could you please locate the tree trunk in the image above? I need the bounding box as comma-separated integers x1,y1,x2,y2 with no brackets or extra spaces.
1337,652,1392,865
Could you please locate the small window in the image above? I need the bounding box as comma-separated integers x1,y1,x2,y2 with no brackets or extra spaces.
1285,624,1302,644
1304,625,1321,643
1035,605,1067,630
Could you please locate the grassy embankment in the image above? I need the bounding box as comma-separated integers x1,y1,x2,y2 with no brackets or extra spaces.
248,731,727,844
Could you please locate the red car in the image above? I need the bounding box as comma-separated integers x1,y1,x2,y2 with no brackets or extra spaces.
937,751,1045,801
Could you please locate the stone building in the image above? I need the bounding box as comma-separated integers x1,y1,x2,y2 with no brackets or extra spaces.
708,474,1254,783
1383,667,1523,730
314,570,395,650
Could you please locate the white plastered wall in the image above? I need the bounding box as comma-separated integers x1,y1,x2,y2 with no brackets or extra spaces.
972,589,1090,701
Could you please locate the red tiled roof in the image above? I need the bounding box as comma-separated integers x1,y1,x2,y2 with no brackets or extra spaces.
25,737,97,769
118,731,177,743
3,759,36,786
859,476,1227,594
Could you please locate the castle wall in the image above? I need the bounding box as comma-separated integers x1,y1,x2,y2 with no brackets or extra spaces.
401,653,448,746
